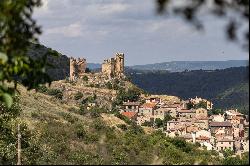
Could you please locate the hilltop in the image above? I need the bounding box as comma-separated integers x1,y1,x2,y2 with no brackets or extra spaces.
2,80,224,165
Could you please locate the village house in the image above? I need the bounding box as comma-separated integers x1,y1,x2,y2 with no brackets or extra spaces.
193,120,209,129
215,138,235,151
122,100,141,112
209,121,233,135
138,102,157,116
145,96,161,103
177,109,196,120
189,96,213,110
160,105,179,118
211,114,225,122
195,108,208,119
226,109,245,119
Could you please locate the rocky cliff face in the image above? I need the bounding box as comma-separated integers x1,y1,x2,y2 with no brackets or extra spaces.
27,43,70,81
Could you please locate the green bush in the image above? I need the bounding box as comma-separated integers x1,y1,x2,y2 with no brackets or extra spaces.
116,124,128,131
105,82,112,89
74,92,83,100
36,85,48,93
82,75,88,82
47,88,63,99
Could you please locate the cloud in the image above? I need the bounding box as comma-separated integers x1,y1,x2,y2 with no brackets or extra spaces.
46,22,83,37
33,0,247,65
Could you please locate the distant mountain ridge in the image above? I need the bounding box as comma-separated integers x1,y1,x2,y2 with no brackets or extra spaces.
129,60,248,72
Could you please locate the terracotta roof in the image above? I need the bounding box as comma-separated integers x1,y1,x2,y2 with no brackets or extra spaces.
141,102,157,109
196,136,210,140
186,126,200,133
121,112,137,119
217,138,235,142
178,109,195,113
210,121,232,127
123,102,141,106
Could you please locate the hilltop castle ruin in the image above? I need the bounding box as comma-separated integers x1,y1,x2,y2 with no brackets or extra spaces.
69,53,125,80
102,53,124,78
70,57,87,80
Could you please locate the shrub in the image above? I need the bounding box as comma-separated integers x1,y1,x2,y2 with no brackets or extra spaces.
82,75,88,82
36,85,48,93
74,92,83,100
117,124,128,131
141,121,153,127
60,112,78,124
76,124,86,139
105,82,112,89
47,88,63,99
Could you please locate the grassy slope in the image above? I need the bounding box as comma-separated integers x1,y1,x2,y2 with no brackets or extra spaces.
17,84,222,165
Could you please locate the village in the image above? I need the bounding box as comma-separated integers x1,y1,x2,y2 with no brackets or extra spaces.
69,53,249,157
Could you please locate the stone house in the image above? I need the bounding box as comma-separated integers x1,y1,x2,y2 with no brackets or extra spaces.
159,106,179,118
122,101,141,112
226,109,244,119
145,97,161,103
186,125,200,133
177,109,196,120
138,102,157,116
211,114,225,122
194,119,209,129
196,129,211,139
209,121,233,135
195,108,208,119
215,138,235,151
166,120,180,131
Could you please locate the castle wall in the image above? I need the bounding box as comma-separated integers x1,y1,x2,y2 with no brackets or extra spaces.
69,57,87,80
102,53,125,78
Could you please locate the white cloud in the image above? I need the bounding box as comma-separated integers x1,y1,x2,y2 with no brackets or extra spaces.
46,22,83,37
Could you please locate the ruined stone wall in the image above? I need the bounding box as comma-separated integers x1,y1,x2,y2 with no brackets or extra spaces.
102,53,124,78
115,53,124,76
70,57,87,80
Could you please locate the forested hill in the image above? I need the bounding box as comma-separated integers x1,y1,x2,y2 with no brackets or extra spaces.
129,60,248,72
128,67,249,114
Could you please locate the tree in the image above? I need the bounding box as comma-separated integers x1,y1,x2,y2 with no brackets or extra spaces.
156,0,249,50
0,0,53,108
163,114,173,124
155,118,163,128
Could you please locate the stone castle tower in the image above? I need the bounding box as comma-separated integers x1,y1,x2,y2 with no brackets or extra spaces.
70,57,87,80
102,53,124,78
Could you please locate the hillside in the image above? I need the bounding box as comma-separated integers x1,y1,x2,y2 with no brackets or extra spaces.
0,81,226,165
129,60,248,72
128,67,249,114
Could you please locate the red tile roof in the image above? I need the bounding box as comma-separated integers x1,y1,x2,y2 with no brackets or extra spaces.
121,112,137,119
217,138,235,142
141,102,157,109
196,136,210,140
178,109,195,113
210,121,232,127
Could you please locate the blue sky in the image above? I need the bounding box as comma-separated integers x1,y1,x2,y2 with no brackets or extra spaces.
33,0,248,66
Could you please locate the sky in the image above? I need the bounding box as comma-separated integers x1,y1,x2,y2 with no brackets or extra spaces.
33,0,248,66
